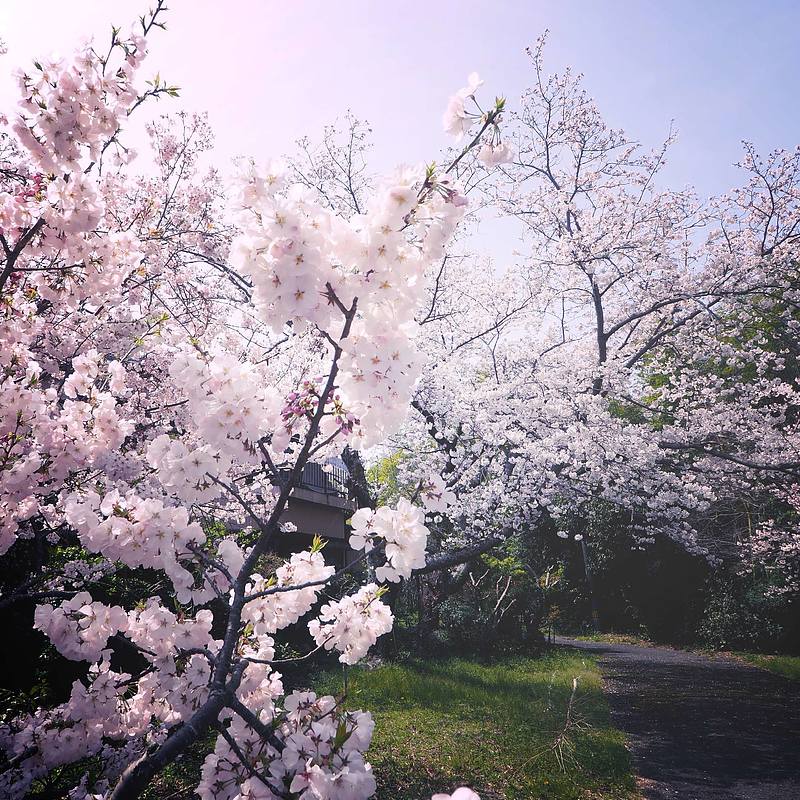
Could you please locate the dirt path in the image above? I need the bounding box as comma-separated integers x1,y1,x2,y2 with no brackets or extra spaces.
556,637,800,799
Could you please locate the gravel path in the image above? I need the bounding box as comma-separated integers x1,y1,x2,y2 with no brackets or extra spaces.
556,637,800,800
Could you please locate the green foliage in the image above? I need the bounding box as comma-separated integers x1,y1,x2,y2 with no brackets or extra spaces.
141,732,217,800
541,496,799,654
482,551,528,579
607,397,647,425
697,575,785,651
313,652,637,800
367,451,411,506
433,540,545,654
549,501,710,643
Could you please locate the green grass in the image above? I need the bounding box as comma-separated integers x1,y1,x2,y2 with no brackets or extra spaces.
314,650,638,800
736,653,800,680
142,731,215,800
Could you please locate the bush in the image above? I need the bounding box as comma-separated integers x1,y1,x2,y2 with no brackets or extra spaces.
698,576,784,651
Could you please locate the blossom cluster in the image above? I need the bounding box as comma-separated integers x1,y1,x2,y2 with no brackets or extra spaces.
0,658,136,799
146,433,230,505
242,550,335,635
64,490,209,603
279,379,360,454
0,354,134,555
442,72,514,167
3,597,220,799
349,499,429,582
33,593,128,662
230,157,469,448
4,30,146,295
308,583,394,664
418,474,458,514
12,29,144,167
167,348,280,466
198,691,376,800
126,599,217,660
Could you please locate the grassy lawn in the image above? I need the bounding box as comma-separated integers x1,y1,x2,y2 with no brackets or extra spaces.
736,653,800,681
314,649,638,800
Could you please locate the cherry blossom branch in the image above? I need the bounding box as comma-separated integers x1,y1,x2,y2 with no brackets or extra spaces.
226,696,285,753
111,300,362,799
418,533,508,574
109,660,248,800
214,722,289,799
243,549,371,602
0,218,45,292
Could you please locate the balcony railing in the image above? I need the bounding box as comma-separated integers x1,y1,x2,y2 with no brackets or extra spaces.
280,462,350,498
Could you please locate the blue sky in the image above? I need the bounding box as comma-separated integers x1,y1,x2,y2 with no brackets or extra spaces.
1,1,797,224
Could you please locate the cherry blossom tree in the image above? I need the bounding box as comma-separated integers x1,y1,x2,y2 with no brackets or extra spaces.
0,8,502,800
280,42,800,632
389,34,800,621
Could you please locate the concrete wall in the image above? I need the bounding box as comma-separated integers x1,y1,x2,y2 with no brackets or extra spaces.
277,491,359,568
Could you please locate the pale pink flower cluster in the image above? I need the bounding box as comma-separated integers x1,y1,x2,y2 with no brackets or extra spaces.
107,360,127,394
64,350,102,398
243,550,335,635
277,378,360,455
337,315,421,447
477,141,515,167
146,433,230,505
0,354,133,555
12,33,145,172
34,230,142,304
64,490,208,603
0,171,45,242
126,600,217,661
2,623,218,800
443,72,513,166
198,691,376,800
280,694,375,800
308,584,394,664
2,33,145,291
0,363,46,551
442,72,483,140
349,498,429,582
33,593,127,662
419,474,458,514
0,659,134,799
168,349,280,465
230,160,468,447
744,485,800,597
47,558,116,590
44,172,103,235
217,537,246,577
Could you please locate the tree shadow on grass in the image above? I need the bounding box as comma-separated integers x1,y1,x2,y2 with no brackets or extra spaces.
372,656,608,724
344,655,636,800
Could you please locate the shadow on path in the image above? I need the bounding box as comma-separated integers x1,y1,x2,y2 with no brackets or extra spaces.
556,637,800,800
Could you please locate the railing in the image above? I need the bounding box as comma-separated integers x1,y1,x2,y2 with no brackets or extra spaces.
280,462,350,498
